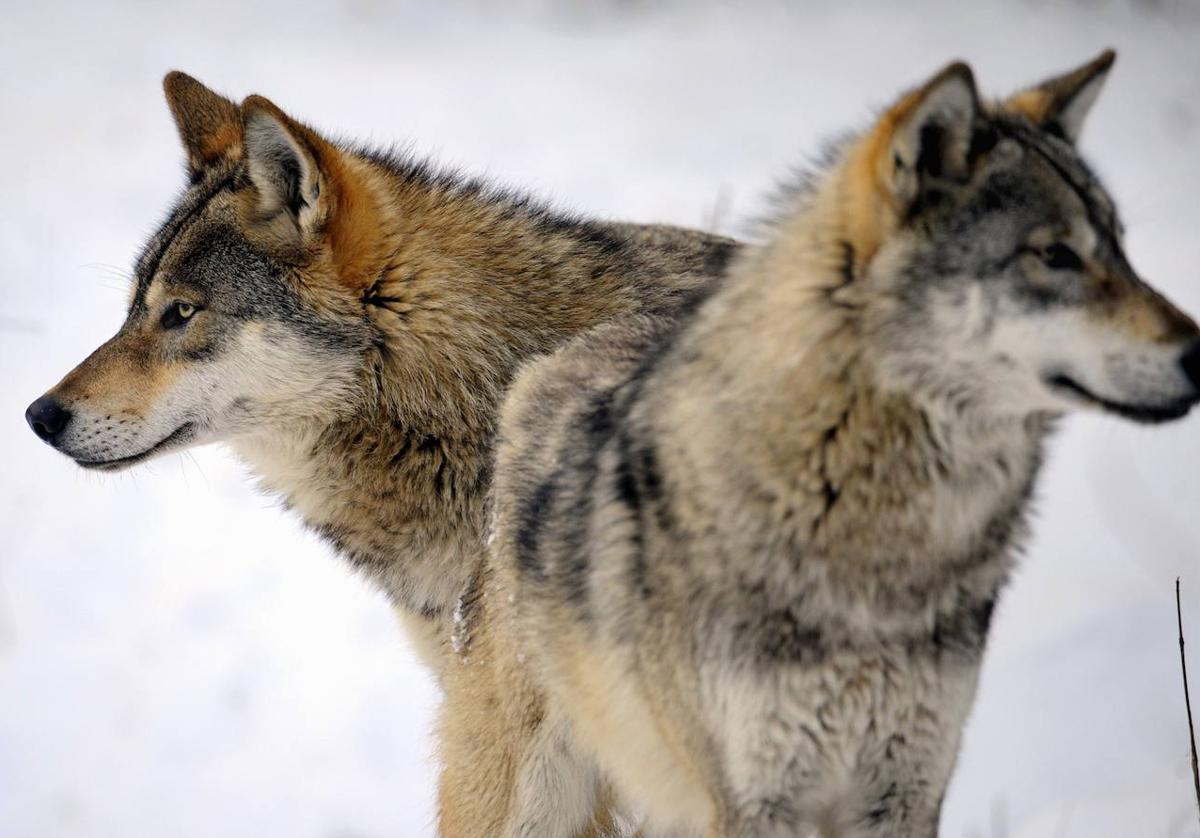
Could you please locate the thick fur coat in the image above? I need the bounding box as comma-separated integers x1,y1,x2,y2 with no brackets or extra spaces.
450,52,1200,836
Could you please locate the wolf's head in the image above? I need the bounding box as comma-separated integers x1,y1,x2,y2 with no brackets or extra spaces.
810,51,1200,424
25,74,387,470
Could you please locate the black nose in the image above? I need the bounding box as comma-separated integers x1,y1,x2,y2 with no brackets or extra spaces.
25,395,72,443
1183,341,1200,391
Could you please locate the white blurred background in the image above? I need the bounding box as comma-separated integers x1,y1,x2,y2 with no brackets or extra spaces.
2,1,1200,835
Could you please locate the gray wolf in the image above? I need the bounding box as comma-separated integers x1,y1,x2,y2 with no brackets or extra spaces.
465,51,1200,836
23,72,736,833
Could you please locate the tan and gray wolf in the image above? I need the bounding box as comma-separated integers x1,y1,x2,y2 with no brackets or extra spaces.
463,51,1200,836
22,73,735,830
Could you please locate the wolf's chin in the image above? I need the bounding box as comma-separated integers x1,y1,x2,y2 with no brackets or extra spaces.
1043,374,1196,425
73,422,198,471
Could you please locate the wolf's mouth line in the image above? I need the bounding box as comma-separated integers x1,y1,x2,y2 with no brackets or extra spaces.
73,422,197,470
1044,373,1195,424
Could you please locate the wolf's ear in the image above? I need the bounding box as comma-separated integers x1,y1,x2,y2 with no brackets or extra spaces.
163,72,241,177
241,96,328,241
1004,49,1115,143
879,62,981,214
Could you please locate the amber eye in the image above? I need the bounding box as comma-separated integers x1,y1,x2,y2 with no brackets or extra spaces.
162,301,198,330
1041,243,1083,272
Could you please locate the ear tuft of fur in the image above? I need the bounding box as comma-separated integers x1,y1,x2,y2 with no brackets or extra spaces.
237,96,384,288
1004,49,1116,143
883,61,981,208
835,62,982,272
929,62,979,110
241,96,325,237
163,71,241,177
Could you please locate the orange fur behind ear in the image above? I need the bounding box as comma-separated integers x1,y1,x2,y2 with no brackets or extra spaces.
839,132,895,269
838,77,932,266
322,151,388,293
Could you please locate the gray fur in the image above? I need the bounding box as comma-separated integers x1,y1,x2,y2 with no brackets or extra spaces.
480,57,1200,836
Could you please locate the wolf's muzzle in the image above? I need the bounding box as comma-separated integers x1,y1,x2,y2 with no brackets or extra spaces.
25,395,72,445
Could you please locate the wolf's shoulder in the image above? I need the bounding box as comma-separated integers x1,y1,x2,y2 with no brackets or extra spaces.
500,315,674,450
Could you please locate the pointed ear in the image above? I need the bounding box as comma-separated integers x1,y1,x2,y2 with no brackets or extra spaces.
879,61,981,213
1004,49,1115,143
240,96,328,240
163,71,241,176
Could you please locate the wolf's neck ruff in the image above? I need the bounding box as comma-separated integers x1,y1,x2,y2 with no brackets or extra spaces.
222,148,733,643
654,174,1047,647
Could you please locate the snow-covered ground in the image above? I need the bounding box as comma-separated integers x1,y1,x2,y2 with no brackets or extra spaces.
2,1,1199,835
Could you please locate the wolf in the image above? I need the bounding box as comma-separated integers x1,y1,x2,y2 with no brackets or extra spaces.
462,51,1200,836
22,73,736,831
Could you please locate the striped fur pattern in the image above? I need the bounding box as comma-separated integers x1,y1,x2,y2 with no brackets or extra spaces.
463,53,1200,836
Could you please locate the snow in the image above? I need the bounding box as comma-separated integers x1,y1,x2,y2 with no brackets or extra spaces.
2,1,1199,835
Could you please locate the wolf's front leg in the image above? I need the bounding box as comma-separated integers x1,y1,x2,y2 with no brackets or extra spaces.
504,712,608,838
834,668,978,838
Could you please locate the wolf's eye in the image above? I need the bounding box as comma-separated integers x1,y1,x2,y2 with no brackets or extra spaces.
162,301,198,330
1041,243,1083,272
